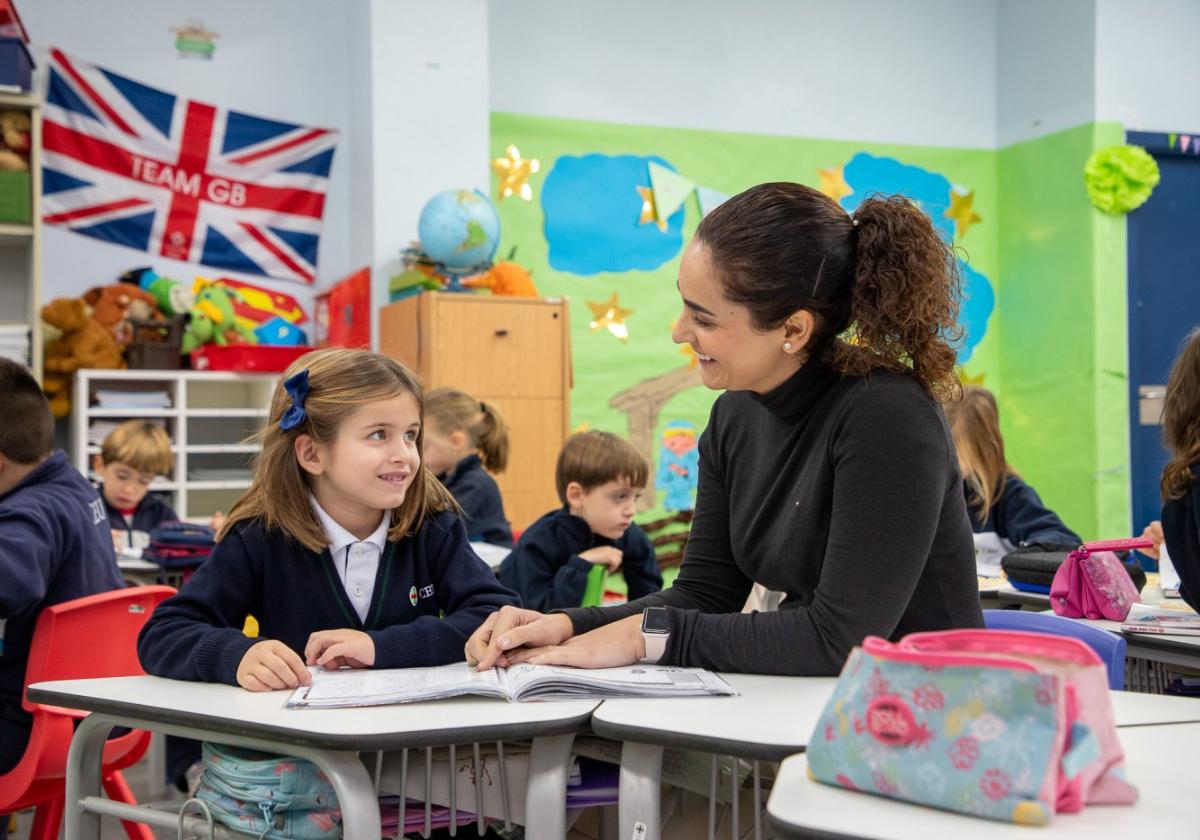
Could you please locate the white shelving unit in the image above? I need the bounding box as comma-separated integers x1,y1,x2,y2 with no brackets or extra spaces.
72,369,279,520
0,91,41,379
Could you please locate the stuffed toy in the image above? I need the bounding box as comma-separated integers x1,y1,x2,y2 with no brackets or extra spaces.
83,282,163,345
0,110,30,171
121,266,195,316
41,297,126,417
462,261,539,297
181,282,257,354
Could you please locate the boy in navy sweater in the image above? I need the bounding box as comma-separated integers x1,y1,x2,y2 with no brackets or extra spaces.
94,419,178,552
498,431,662,611
0,359,121,774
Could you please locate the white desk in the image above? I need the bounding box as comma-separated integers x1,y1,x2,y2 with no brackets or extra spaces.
767,722,1200,838
28,675,597,840
1109,688,1200,725
591,673,839,840
980,584,1051,609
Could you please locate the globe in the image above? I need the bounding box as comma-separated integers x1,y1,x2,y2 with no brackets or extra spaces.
417,189,501,275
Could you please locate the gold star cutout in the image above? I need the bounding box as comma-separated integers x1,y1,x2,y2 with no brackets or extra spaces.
587,293,634,342
636,186,668,232
491,144,540,201
817,166,852,203
945,188,982,240
571,422,591,435
959,370,986,386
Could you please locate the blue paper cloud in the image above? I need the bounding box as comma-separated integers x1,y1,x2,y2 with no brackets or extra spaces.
542,154,685,275
840,153,994,364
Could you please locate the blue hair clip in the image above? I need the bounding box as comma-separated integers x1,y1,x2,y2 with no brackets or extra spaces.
279,369,310,431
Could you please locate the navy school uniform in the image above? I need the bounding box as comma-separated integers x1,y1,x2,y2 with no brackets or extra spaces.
99,487,179,537
137,510,518,685
1163,464,1200,613
439,454,513,548
497,507,663,612
966,474,1081,549
0,451,122,773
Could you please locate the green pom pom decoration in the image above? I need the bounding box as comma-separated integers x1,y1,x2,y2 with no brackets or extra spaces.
1083,144,1161,215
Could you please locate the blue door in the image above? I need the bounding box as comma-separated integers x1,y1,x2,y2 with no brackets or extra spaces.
1126,130,1200,565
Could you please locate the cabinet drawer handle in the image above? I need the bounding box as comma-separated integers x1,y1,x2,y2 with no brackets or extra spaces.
494,329,509,337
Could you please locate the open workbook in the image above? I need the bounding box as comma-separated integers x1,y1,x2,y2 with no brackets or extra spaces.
286,662,737,709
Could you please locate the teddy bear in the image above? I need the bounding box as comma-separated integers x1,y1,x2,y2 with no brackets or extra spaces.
83,282,164,345
41,297,126,418
0,109,31,171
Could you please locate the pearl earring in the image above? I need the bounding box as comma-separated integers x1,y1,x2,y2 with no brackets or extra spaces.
783,342,793,352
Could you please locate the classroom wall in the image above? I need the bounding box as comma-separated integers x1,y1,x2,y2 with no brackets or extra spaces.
490,0,999,149
21,0,354,315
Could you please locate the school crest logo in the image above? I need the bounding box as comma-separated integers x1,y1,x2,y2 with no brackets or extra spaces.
409,585,418,606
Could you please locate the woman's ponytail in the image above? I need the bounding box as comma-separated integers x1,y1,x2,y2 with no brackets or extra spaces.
476,400,510,474
834,195,963,401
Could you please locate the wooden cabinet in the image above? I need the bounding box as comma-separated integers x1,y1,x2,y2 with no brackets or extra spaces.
379,293,571,531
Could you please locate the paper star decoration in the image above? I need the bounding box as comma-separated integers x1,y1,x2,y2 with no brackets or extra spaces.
636,186,668,232
959,370,986,386
817,166,852,203
944,187,982,240
491,144,540,201
587,293,634,342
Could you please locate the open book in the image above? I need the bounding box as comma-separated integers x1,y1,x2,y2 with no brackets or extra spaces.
286,662,737,709
1120,613,1200,636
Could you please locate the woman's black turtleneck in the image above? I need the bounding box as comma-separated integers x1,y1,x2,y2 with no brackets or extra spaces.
562,360,983,675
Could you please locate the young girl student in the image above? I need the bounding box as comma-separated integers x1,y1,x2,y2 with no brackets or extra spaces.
423,387,514,547
137,349,518,691
1158,328,1200,612
945,386,1080,574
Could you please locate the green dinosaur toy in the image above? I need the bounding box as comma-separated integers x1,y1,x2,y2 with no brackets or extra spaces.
181,283,257,354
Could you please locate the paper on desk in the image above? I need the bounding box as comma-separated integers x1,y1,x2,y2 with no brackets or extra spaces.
1159,541,1181,594
469,541,512,569
973,531,1012,578
287,663,506,708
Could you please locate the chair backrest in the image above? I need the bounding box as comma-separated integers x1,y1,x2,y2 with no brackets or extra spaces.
638,509,693,569
23,586,176,703
982,609,1127,690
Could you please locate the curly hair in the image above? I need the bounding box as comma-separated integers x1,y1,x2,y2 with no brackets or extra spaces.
1162,328,1200,502
694,183,963,401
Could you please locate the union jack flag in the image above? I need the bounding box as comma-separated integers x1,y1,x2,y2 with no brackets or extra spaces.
42,48,337,284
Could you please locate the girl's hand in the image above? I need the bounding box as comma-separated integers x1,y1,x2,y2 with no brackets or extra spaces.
1140,520,1164,560
466,606,574,671
236,640,311,691
506,614,646,669
305,629,376,669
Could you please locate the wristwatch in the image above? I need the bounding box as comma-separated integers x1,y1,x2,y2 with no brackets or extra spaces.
640,607,670,663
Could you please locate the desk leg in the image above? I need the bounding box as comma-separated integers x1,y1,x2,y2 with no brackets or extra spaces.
288,748,378,840
65,713,116,840
618,742,664,840
525,733,575,840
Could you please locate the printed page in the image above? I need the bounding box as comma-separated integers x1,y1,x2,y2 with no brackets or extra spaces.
973,531,1012,578
504,663,737,701
287,662,506,709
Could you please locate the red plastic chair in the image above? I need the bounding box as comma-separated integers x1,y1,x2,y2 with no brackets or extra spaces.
0,585,175,840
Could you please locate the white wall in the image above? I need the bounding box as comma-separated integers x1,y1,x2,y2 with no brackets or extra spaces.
1095,0,1200,134
21,0,353,318
996,0,1096,147
490,0,999,149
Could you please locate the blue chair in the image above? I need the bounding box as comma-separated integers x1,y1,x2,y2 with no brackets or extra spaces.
982,609,1126,690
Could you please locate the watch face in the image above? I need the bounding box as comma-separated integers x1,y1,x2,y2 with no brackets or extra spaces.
642,608,670,634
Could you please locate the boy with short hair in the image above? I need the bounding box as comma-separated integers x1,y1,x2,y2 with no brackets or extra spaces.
0,359,121,773
94,419,177,551
498,430,662,611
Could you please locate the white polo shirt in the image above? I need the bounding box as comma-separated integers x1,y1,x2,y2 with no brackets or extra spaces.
310,496,388,623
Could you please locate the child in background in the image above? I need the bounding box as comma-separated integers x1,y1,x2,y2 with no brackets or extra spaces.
1154,328,1200,612
137,349,518,690
423,388,513,547
498,431,662,611
945,386,1080,573
94,419,177,552
0,359,121,773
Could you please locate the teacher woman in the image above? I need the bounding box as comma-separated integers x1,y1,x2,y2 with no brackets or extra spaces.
467,182,983,676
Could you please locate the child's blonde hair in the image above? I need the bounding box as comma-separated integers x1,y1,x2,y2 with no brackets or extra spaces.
555,431,649,505
425,388,509,473
1162,328,1200,502
100,419,173,476
220,348,457,550
943,385,1013,524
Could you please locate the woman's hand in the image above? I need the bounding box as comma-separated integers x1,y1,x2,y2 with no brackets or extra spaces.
465,606,574,671
305,629,376,669
236,640,310,691
1141,520,1164,561
506,614,647,669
